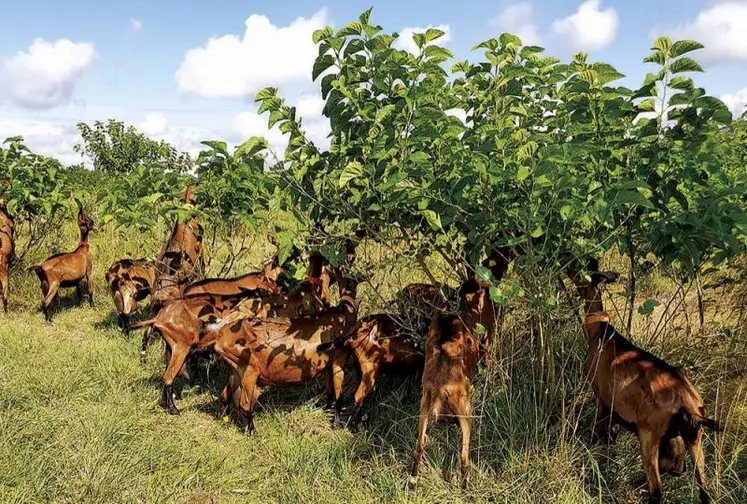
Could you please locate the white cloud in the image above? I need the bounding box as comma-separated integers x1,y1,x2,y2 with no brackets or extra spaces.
552,0,618,51
0,39,96,109
491,3,541,46
175,10,328,99
130,18,143,32
666,2,747,64
0,117,83,165
721,87,747,117
394,24,451,54
138,112,168,136
295,94,325,119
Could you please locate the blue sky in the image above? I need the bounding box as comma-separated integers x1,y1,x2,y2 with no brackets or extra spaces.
0,0,746,164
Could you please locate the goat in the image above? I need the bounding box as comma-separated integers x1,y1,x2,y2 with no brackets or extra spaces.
570,259,720,504
331,313,424,432
141,184,204,362
180,245,301,298
213,271,362,433
105,258,156,334
133,260,334,415
410,278,482,489
462,246,515,367
0,189,15,313
29,199,94,322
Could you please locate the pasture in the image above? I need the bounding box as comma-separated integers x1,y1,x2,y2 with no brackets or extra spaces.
0,222,745,504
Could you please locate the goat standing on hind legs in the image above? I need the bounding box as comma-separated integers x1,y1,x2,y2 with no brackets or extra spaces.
410,268,495,490
30,199,94,322
0,185,15,313
570,259,720,504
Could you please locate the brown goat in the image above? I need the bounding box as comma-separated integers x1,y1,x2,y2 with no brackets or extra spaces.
141,185,204,361
180,245,301,298
337,313,425,432
571,259,720,504
410,281,481,489
105,258,156,334
213,272,361,433
462,246,515,367
133,264,334,415
29,200,94,322
0,191,15,313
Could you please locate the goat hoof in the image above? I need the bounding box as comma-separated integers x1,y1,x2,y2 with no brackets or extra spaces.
352,421,364,433
167,406,180,416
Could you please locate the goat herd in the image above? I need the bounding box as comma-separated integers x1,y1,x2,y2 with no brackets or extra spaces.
0,185,723,504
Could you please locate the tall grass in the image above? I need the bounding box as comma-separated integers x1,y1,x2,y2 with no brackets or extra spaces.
0,218,745,503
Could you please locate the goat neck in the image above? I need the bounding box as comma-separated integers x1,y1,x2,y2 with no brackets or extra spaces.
580,284,607,340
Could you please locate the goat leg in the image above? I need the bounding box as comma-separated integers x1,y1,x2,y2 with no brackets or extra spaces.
690,429,712,504
638,429,664,504
40,281,59,323
411,393,431,482
161,385,179,415
330,350,347,429
352,361,380,433
140,328,152,363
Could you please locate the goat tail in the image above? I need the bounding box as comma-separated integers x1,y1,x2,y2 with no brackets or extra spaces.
680,404,723,433
131,319,157,330
696,415,722,433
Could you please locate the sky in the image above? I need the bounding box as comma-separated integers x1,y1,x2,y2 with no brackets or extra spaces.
0,0,746,165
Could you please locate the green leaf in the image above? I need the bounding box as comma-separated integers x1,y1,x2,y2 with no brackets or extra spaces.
339,161,363,187
560,204,573,221
421,209,442,230
255,87,278,102
669,57,703,74
516,165,530,182
530,225,544,238
669,40,704,58
638,298,660,316
277,231,295,265
312,27,333,44
312,55,336,81
424,28,446,45
614,190,654,209
652,36,672,55
475,266,493,283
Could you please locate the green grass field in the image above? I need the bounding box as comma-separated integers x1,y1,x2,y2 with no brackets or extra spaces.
1,226,746,503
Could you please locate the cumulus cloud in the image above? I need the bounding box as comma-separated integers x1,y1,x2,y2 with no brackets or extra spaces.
175,10,328,99
0,117,83,165
394,24,451,54
721,87,747,117
665,2,747,64
552,0,618,51
491,3,541,46
230,96,331,155
0,39,96,109
138,112,168,136
130,18,143,32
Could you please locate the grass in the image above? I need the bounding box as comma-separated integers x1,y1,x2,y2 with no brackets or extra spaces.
0,220,745,503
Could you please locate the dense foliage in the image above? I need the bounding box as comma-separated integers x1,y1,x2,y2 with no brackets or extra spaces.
1,9,746,305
